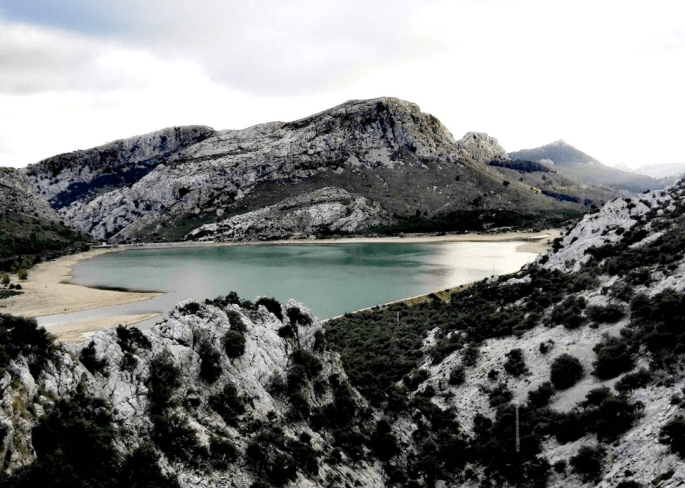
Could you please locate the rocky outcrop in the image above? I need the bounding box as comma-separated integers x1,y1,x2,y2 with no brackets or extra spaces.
23,97,575,243
0,167,61,223
0,298,387,487
456,132,509,164
23,125,215,209
187,187,390,241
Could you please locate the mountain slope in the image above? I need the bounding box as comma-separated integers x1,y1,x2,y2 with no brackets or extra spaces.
325,178,685,487
510,140,663,193
0,168,93,272
25,98,584,243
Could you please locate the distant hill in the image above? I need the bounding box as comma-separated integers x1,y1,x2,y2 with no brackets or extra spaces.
635,162,685,179
509,140,664,193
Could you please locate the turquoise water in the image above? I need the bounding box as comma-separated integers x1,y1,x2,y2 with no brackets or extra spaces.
38,241,536,328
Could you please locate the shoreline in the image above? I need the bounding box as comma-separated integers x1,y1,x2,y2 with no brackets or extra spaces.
114,227,562,255
0,229,560,342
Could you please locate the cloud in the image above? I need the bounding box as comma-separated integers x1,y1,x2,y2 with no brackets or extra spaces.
0,0,447,96
0,18,146,93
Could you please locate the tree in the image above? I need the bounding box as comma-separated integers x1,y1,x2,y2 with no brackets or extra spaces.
222,330,246,358
550,353,584,390
1,274,9,286
17,269,28,280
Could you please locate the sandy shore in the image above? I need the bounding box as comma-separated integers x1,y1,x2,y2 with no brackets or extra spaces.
0,247,163,319
0,228,561,342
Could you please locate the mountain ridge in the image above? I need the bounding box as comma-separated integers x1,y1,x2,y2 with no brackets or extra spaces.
20,97,584,243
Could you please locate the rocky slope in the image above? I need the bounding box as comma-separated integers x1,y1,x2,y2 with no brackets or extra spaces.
0,298,389,487
0,168,92,271
510,140,663,193
23,126,215,210
24,98,582,243
324,178,685,487
187,187,389,241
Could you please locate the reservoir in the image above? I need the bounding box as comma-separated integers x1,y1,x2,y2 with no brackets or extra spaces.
38,241,537,328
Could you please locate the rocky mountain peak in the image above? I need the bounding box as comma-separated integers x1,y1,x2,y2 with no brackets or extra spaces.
456,132,509,163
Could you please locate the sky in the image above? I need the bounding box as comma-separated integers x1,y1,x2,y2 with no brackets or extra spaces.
0,0,684,169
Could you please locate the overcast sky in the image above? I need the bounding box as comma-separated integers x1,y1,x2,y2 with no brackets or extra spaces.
1,0,683,169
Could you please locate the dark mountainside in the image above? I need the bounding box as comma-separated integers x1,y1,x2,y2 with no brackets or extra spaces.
509,140,664,193
0,168,93,274
22,98,586,243
2,176,685,487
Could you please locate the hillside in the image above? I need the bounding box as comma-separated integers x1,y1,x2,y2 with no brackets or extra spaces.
2,179,685,487
509,140,663,193
0,168,93,273
23,98,585,243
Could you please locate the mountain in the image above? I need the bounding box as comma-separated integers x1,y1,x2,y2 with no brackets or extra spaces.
0,168,93,272
635,162,685,179
509,140,663,193
2,178,685,487
23,98,585,243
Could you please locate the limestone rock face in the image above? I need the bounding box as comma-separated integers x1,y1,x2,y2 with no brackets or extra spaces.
187,187,389,241
456,132,509,164
22,97,563,243
0,298,386,487
23,125,215,209
0,167,61,223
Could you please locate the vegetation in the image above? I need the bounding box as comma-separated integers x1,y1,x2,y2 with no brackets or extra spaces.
489,159,554,173
365,209,583,236
550,354,584,390
0,212,93,273
0,313,55,377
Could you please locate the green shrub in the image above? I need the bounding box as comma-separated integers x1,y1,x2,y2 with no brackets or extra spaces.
1,273,9,286
16,269,27,280
287,306,312,327
586,304,625,324
115,324,151,352
592,335,633,380
80,342,107,375
615,481,642,488
550,354,584,390
120,442,181,488
209,381,246,427
222,330,246,358
151,413,205,465
0,313,56,377
488,383,513,408
527,382,555,408
503,348,528,377
403,369,429,391
370,419,401,461
581,387,639,442
255,297,283,320
225,310,247,332
146,351,182,413
199,343,222,383
615,368,652,393
209,436,239,470
7,384,122,488
659,415,685,457
549,296,587,329
448,366,465,386
292,349,322,379
570,445,605,482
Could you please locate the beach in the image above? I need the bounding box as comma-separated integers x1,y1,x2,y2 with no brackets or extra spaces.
0,229,561,343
